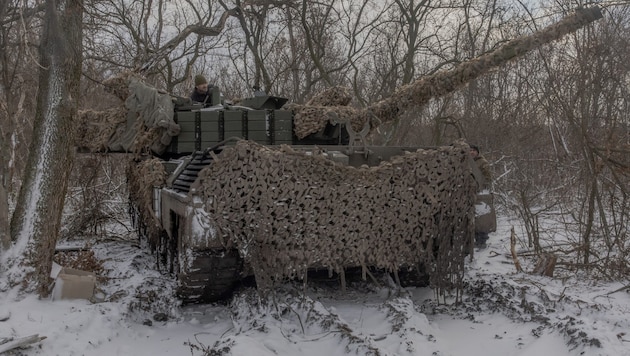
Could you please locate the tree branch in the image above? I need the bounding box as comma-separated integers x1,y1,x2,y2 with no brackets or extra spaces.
137,7,241,73
0,3,46,25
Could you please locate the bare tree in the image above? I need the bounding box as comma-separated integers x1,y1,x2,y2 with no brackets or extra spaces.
538,4,630,269
0,8,5,217
0,1,45,252
5,0,83,295
83,0,239,94
0,98,8,250
223,0,364,102
488,2,630,276
226,0,276,94
297,0,348,88
394,0,436,85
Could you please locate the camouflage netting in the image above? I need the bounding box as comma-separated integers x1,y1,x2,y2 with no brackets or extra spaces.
289,6,602,139
102,71,138,101
195,140,476,295
127,158,167,250
75,73,180,155
285,86,369,139
75,107,128,152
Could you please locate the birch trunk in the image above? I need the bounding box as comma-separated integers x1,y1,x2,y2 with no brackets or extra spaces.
5,0,82,296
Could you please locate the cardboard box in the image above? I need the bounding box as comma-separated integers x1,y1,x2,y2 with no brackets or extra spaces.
51,266,96,301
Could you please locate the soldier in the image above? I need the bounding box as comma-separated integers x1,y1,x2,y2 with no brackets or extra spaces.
470,144,493,248
190,74,217,104
469,144,492,189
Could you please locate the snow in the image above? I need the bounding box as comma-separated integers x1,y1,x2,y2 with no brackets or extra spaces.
1,215,630,355
475,200,491,215
190,206,218,247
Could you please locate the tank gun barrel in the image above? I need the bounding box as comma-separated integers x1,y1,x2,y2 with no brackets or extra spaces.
369,6,603,127
292,6,603,138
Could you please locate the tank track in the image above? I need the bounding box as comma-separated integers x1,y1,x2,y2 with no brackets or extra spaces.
396,265,430,287
177,249,243,304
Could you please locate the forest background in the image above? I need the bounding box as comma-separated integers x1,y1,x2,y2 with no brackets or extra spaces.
0,0,629,298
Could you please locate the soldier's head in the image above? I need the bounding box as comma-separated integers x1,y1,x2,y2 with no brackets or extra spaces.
469,144,480,157
194,74,208,92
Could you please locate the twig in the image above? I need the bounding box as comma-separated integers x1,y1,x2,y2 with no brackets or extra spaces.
594,283,630,300
487,250,501,258
289,304,305,335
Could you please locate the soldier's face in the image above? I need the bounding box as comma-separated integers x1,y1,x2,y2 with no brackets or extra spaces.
196,83,208,92
470,149,478,158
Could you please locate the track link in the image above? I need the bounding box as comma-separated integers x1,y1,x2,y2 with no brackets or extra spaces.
177,249,243,304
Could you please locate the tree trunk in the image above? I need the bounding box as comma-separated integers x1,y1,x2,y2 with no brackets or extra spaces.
0,180,8,251
5,0,83,296
0,1,13,254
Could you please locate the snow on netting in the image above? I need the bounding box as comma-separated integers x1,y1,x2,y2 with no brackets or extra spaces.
194,140,476,295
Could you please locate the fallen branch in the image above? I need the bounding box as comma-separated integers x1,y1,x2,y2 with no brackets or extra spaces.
601,284,630,297
0,334,47,354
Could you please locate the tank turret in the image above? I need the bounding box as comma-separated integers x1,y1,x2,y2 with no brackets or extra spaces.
76,6,602,155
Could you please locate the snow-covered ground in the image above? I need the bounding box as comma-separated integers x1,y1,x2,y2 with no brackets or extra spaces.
1,215,629,356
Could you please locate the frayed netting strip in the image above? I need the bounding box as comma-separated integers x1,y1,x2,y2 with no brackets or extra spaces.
127,157,167,249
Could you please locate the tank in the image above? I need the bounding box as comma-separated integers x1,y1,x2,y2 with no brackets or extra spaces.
128,134,481,303
77,6,602,303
